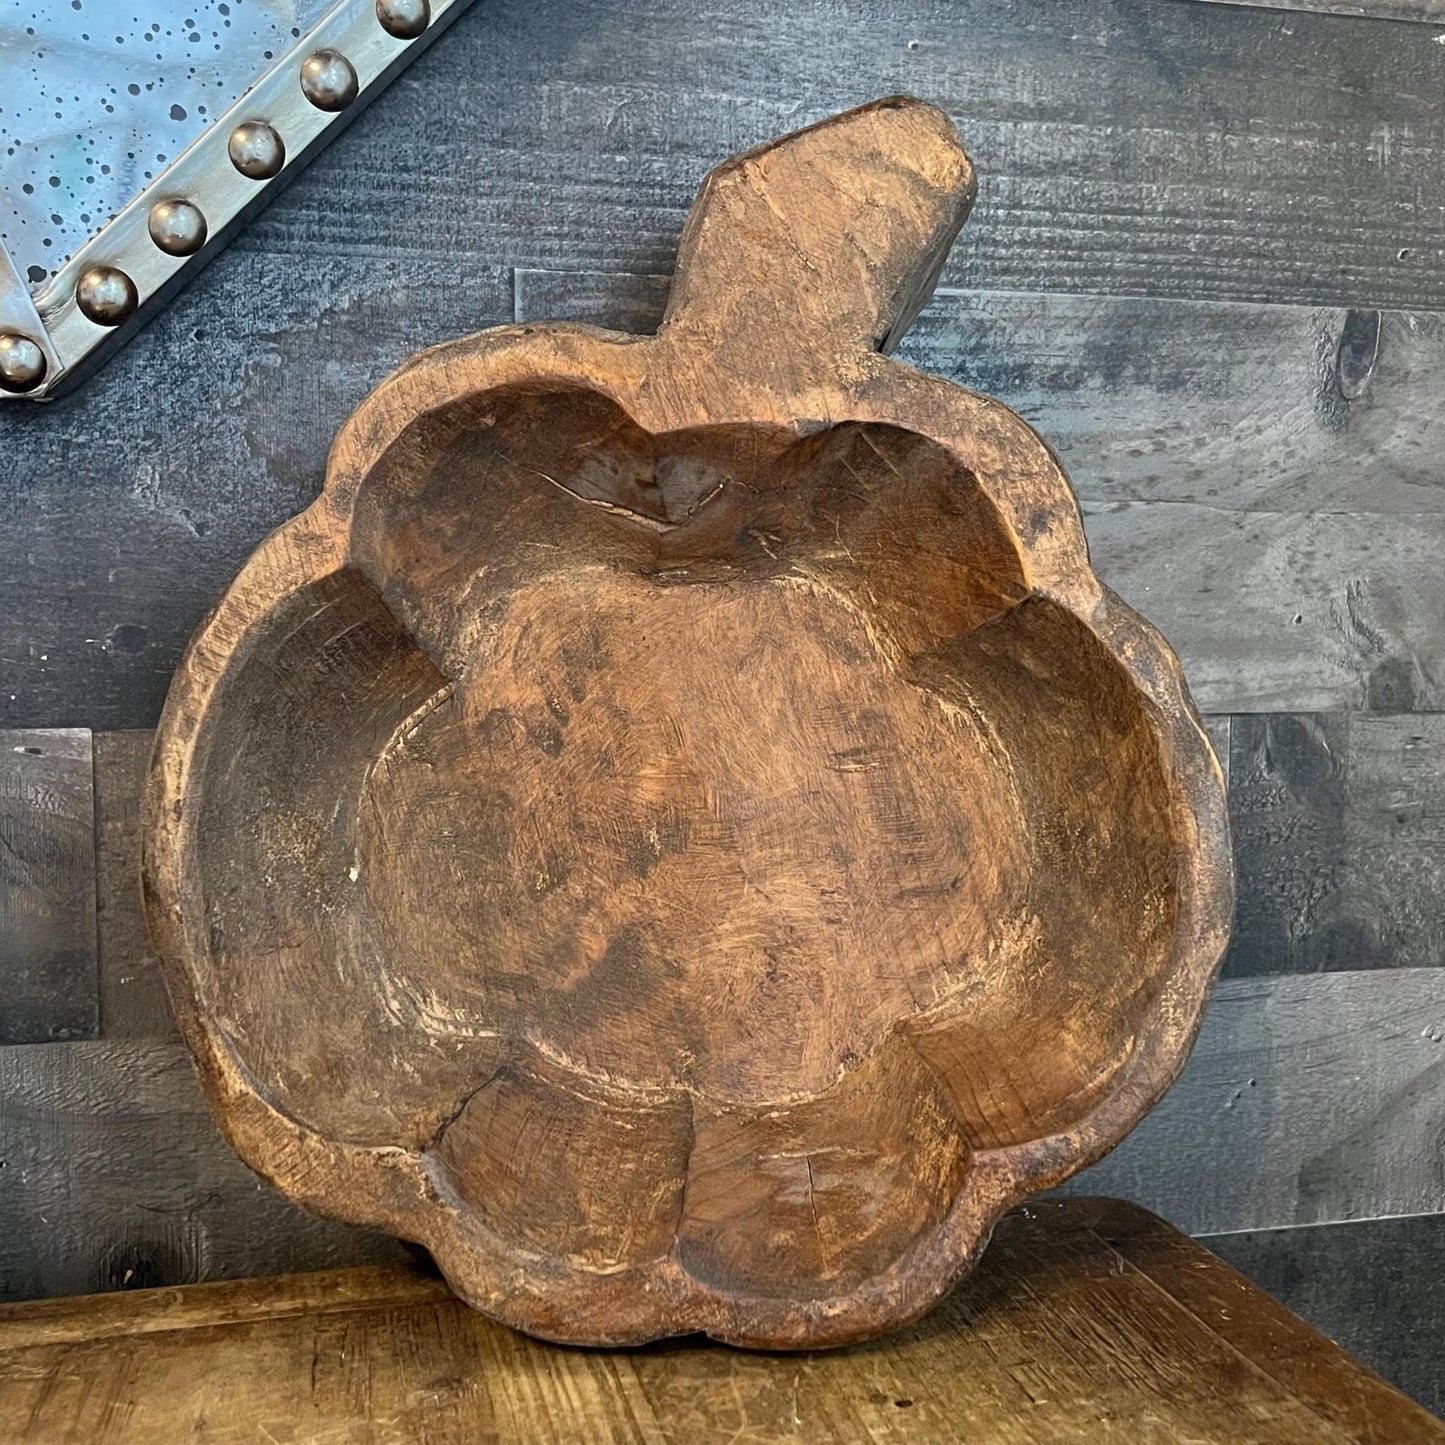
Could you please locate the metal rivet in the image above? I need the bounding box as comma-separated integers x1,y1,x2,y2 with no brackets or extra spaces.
300,50,359,111
229,121,286,180
376,0,430,38
0,332,48,393
76,266,139,327
148,198,209,257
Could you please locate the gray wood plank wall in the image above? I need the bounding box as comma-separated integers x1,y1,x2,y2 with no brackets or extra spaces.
0,731,96,1044
1,0,1442,1413
1197,1,1445,23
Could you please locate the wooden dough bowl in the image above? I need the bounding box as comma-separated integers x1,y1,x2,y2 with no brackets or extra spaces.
144,98,1233,1350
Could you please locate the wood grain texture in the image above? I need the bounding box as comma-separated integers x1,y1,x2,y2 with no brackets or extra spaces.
518,270,1445,715
8,0,1445,731
517,279,1445,520
93,731,176,1038
1208,1212,1445,1423
1088,1201,1445,1445
1227,713,1445,976
1062,967,1445,1234
85,716,1224,1044
0,255,512,732
2,1200,1439,1445
1082,503,1445,715
141,99,1231,1348
907,300,1445,519
1194,0,1445,23
0,967,1437,1306
0,730,98,1044
0,1040,413,1303
254,0,1445,310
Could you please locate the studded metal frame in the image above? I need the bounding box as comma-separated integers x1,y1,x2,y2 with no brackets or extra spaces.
0,0,476,401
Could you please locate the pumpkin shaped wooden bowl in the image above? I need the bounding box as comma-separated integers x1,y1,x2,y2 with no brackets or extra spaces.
144,98,1233,1349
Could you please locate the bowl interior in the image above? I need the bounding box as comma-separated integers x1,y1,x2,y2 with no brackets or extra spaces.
179,383,1184,1296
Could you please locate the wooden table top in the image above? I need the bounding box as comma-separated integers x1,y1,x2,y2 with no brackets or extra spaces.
1,1198,1439,1444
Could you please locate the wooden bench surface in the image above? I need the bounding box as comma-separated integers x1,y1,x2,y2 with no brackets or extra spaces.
1,1199,1439,1444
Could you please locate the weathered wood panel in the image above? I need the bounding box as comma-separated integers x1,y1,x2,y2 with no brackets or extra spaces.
93,732,175,1039
514,268,671,339
3,1202,1440,1445
517,270,1445,716
909,302,1445,518
0,1042,412,1303
1062,967,1445,1234
1083,501,1444,715
0,730,98,1044
0,254,512,733
8,1,1445,733
264,0,1445,311
7,264,1442,731
1208,1213,1445,1423
1195,0,1445,24
517,273,1445,517
1226,714,1445,977
0,969,1438,1304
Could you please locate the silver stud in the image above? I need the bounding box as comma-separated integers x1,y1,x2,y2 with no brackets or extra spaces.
229,121,286,180
148,198,209,257
76,266,139,327
300,50,359,111
0,332,47,393
376,0,431,38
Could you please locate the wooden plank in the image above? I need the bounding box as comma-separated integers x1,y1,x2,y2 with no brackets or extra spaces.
1083,500,1445,714
1093,1200,1445,1441
518,274,1445,517
907,299,1445,518
9,1,1445,734
0,1040,413,1303
93,731,176,1039
1227,713,1445,976
1062,967,1445,1234
0,253,513,732
3,1200,1440,1444
1194,1,1445,24
0,1266,453,1351
5,270,1443,734
516,270,1445,715
0,730,98,1044
515,268,670,339
0,969,1437,1300
267,0,1445,312
1207,1212,1445,1426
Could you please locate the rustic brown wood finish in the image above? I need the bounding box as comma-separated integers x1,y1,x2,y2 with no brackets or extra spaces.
142,98,1233,1348
4,1202,1438,1445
